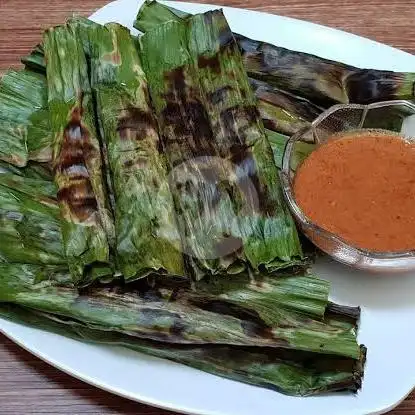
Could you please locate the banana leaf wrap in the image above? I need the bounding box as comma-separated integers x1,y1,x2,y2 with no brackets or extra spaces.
20,14,323,140
0,160,53,181
0,69,52,166
135,0,415,107
134,1,323,137
0,263,361,357
0,303,366,396
22,44,46,73
235,34,415,106
190,272,328,325
140,11,303,279
90,23,185,280
250,79,323,136
0,174,64,264
44,23,115,284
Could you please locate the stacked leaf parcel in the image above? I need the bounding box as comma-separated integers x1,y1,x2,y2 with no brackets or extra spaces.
5,3,406,396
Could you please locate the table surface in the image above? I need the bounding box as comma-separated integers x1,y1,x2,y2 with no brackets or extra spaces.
1,0,415,413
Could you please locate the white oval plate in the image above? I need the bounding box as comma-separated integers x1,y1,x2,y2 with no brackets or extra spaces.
2,1,415,414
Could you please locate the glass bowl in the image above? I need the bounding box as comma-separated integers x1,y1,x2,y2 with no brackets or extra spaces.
280,100,415,273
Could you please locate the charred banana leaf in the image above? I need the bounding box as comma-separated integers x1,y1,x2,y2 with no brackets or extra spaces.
135,1,415,107
140,11,303,278
251,79,323,135
0,303,366,396
44,23,115,283
134,0,189,33
22,17,97,74
0,265,72,301
135,1,323,136
0,264,360,357
235,34,415,106
90,23,185,280
191,272,328,325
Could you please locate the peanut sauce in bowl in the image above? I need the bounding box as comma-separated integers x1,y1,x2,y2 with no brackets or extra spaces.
280,100,415,272
293,132,415,253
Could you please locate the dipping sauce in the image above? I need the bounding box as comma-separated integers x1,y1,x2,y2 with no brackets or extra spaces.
293,131,415,252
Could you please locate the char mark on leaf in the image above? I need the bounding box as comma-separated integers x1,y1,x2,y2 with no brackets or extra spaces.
198,54,221,73
116,107,158,141
346,69,400,103
207,86,233,105
219,105,261,144
57,182,98,222
56,106,100,222
162,66,215,158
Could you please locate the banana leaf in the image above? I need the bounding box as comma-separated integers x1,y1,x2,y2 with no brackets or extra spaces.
21,44,46,73
22,16,100,75
135,0,415,107
0,172,56,201
140,11,303,279
0,160,53,181
236,33,415,106
0,69,52,166
0,263,361,357
266,130,315,170
90,23,185,280
251,79,323,136
44,23,115,283
134,0,189,32
20,15,322,140
135,1,323,136
190,272,328,325
0,174,64,264
0,303,366,396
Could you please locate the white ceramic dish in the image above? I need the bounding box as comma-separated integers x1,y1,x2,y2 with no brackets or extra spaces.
2,1,415,414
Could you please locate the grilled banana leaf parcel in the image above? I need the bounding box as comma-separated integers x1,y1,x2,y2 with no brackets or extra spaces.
0,263,361,358
135,0,415,107
0,69,52,166
0,303,366,396
90,23,185,280
19,15,323,139
236,34,415,106
140,11,303,278
44,23,115,283
0,174,64,264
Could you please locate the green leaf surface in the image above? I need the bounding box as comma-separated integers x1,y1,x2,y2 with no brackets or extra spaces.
0,263,360,357
140,10,303,279
0,303,366,396
0,175,64,264
0,69,52,166
44,22,115,283
90,23,185,280
135,0,415,107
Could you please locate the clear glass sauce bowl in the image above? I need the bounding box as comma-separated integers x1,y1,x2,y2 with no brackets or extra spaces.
280,100,415,272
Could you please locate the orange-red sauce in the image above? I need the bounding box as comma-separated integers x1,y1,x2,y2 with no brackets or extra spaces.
293,131,415,252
